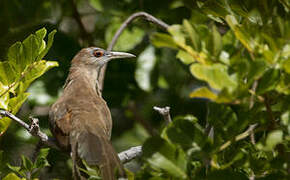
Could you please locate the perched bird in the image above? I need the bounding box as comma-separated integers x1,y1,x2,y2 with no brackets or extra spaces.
49,47,135,180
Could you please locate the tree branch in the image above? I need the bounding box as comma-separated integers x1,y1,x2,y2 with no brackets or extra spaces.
118,146,142,163
153,106,172,125
0,110,58,149
219,123,258,152
98,12,170,91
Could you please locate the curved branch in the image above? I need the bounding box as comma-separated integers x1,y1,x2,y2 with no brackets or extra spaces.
98,12,170,91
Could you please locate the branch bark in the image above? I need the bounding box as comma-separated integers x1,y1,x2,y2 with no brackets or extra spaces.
0,110,58,149
98,12,169,91
118,146,142,163
153,106,172,125
219,123,258,152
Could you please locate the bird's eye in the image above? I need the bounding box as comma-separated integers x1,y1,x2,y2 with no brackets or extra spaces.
93,50,104,57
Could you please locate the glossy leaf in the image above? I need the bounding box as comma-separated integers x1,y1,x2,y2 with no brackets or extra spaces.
190,63,237,92
150,32,178,49
189,87,217,101
143,136,188,179
135,46,156,92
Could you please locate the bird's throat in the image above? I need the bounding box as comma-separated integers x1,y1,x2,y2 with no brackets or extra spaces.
65,65,102,95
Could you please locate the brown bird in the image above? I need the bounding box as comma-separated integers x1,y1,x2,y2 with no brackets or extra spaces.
49,47,135,180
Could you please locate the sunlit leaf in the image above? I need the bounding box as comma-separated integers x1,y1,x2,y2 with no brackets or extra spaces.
2,173,21,180
89,0,103,11
190,87,217,100
256,68,280,94
143,136,188,179
135,46,156,92
176,50,195,64
182,19,201,51
190,63,237,92
106,23,144,51
225,15,255,52
150,32,178,49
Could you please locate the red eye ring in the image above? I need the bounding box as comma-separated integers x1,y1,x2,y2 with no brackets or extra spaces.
93,50,104,57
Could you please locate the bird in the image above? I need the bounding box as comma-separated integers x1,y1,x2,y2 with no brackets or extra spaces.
49,47,135,180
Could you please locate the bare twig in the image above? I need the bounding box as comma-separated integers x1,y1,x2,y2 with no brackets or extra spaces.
249,80,258,109
98,12,169,91
153,106,172,125
118,146,142,163
0,110,58,149
219,123,258,152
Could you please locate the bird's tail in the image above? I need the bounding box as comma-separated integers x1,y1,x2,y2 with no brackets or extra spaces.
72,131,125,180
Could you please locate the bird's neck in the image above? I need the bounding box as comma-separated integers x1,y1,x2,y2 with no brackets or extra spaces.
64,65,102,95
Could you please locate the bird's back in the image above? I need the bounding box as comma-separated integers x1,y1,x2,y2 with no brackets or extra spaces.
49,75,125,179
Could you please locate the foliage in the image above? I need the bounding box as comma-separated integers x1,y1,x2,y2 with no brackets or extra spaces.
5,148,50,180
0,28,58,134
0,0,290,179
137,0,290,179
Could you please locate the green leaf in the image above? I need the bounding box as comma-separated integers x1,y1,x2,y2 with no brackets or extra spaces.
35,28,47,59
182,20,201,51
2,173,21,180
256,68,280,94
176,50,195,65
105,23,144,51
89,0,103,11
37,30,57,61
210,25,222,56
21,155,33,171
0,61,16,86
282,58,290,74
143,136,187,179
225,15,255,52
164,118,210,150
168,25,186,46
17,60,58,94
190,87,217,101
265,130,283,150
135,46,156,92
34,148,50,168
190,63,237,92
150,32,178,49
7,42,24,73
6,164,21,174
9,93,29,113
257,130,284,151
22,34,39,64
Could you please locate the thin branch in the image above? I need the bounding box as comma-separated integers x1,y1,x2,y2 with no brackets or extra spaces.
98,12,169,91
0,110,58,149
153,106,172,125
70,0,93,46
219,123,258,152
118,146,142,163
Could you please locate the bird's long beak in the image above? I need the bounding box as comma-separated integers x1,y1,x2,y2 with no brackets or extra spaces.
108,51,136,59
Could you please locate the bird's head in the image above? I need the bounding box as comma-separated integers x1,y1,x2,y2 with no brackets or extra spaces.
72,47,135,68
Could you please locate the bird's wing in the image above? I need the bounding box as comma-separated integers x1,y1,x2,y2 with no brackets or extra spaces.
49,100,72,150
71,129,125,179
